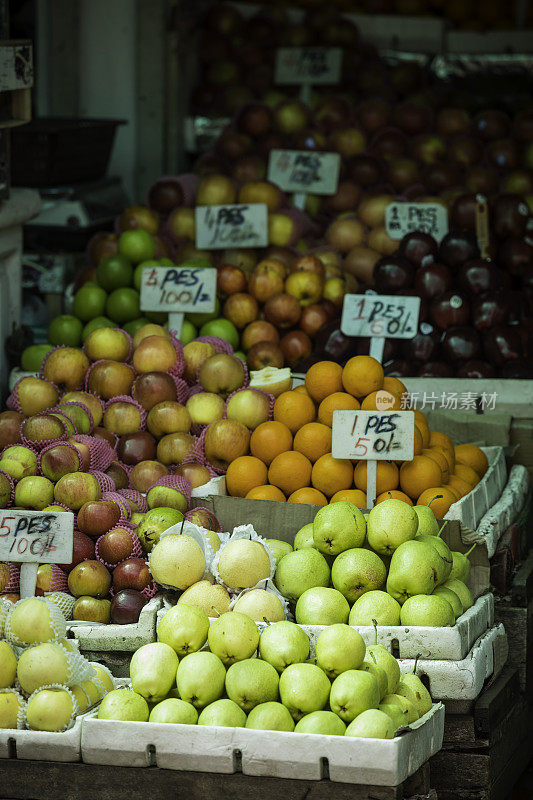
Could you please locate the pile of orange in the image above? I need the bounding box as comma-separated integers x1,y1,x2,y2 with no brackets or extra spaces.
225,356,489,514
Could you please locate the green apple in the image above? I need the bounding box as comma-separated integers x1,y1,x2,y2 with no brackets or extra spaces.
225,658,279,712
73,284,107,321
329,670,380,723
360,658,388,700
178,320,197,345
0,641,17,689
278,663,331,721
186,297,221,327
136,507,184,553
415,533,453,585
25,688,74,732
433,586,463,620
130,642,179,702
21,343,54,371
313,502,366,556
246,701,294,731
14,476,54,510
379,702,409,730
295,587,350,626
2,445,38,474
293,523,314,549
365,644,400,695
133,259,159,291
413,505,439,536
149,698,198,724
331,548,386,603
274,548,330,602
258,621,310,673
123,317,152,337
386,540,441,604
441,578,473,612
366,499,418,556
381,693,418,724
82,316,115,339
294,710,346,736
207,611,260,666
349,590,401,627
198,698,246,728
157,603,209,656
200,318,239,350
98,688,149,721
265,538,293,565
176,651,226,709
48,315,83,347
118,229,155,263
345,708,395,739
449,545,476,582
396,674,432,718
400,594,455,627
315,624,366,679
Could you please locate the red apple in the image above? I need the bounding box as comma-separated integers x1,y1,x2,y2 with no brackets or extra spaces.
77,500,121,538
98,527,136,566
289,255,325,278
264,293,301,328
217,264,248,297
0,411,24,448
248,263,285,303
174,462,212,489
110,589,147,625
112,557,151,592
223,293,259,329
241,320,279,352
62,530,96,572
132,372,177,411
280,330,312,368
247,342,284,370
117,431,157,465
299,304,330,338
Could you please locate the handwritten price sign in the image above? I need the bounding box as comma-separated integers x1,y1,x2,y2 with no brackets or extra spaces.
385,202,449,242
195,204,268,250
341,294,420,339
275,47,342,85
268,150,341,195
332,411,414,461
0,510,74,563
140,266,217,315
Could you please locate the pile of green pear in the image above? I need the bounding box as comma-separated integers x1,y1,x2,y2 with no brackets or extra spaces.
269,498,475,628
98,603,433,739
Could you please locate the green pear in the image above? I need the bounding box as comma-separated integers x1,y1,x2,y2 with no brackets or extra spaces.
149,698,198,724
349,591,401,626
278,663,331,720
366,640,400,695
130,642,179,703
381,693,418,724
176,651,226,709
379,702,409,730
345,708,395,739
415,533,453,585
293,523,314,549
294,710,346,736
0,641,17,689
396,674,432,718
386,540,441,604
136,508,184,552
1,445,38,475
198,699,246,728
207,611,260,666
400,594,455,627
295,587,350,625
15,475,54,510
413,505,439,536
149,533,205,590
17,643,69,694
329,669,380,723
441,579,473,612
360,658,388,700
331,548,386,603
265,538,293,565
366,499,418,556
433,586,463,620
25,688,74,732
274,548,330,602
157,603,209,656
246,702,295,731
0,690,24,728
315,624,366,679
449,545,476,582
98,688,149,721
258,621,310,673
312,502,366,556
225,658,279,713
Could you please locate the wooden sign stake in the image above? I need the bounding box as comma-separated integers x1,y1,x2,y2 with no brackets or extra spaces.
20,562,39,599
366,460,377,508
168,312,184,338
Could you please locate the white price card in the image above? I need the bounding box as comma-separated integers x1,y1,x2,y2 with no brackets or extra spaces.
341,294,420,339
275,47,343,85
268,150,341,195
0,510,74,563
195,204,268,250
385,202,449,242
140,266,217,315
332,411,414,461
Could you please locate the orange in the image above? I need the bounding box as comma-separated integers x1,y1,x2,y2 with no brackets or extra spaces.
246,484,286,502
330,489,367,507
318,392,360,427
361,390,401,411
422,448,450,484
417,487,457,517
454,463,481,487
226,456,268,498
455,444,488,477
399,455,442,500
413,410,430,448
383,376,407,398
273,390,316,434
448,474,473,498
311,453,354,498
429,430,454,456
342,355,384,398
293,422,332,463
413,426,423,456
250,421,293,465
268,451,312,495
446,485,461,501
354,461,399,495
434,444,455,475
294,384,312,397
305,361,343,403
288,487,328,506
376,489,413,505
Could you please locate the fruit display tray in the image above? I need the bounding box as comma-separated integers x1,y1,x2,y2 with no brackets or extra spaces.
81,703,444,785
67,596,162,652
398,624,508,701
444,446,507,533
0,715,85,763
476,464,531,558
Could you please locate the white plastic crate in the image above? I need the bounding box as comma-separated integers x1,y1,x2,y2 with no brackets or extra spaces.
67,596,161,652
81,703,444,785
0,715,84,763
476,464,531,558
444,446,507,532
